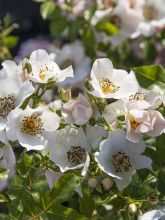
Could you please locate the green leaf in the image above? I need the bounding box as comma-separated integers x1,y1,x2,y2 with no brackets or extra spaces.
132,65,165,88
2,36,18,48
49,17,67,36
47,204,88,220
40,1,55,20
24,153,33,168
51,173,81,203
96,21,119,35
154,134,165,167
0,214,10,220
158,170,165,195
0,168,9,181
80,196,95,218
82,26,96,58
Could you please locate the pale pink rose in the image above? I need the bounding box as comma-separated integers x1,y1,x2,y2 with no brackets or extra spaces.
126,100,165,142
61,94,93,125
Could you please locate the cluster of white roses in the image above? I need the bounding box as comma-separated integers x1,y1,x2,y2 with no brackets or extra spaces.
0,49,165,196
92,0,165,45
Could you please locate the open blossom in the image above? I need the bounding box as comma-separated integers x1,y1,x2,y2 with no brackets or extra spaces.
95,130,152,190
61,94,93,125
49,126,90,173
0,74,35,131
129,90,163,109
106,0,144,45
92,0,144,45
89,58,139,99
136,0,165,37
125,100,165,142
6,106,60,151
28,49,73,84
54,41,91,87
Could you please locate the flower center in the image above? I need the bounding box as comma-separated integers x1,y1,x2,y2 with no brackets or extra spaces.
67,145,86,166
21,113,44,135
129,92,147,101
131,120,139,130
112,151,132,173
100,78,119,94
39,65,49,80
0,141,5,148
0,95,16,118
143,6,158,20
128,114,140,130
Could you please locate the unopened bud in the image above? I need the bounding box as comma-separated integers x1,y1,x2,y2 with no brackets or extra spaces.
101,177,113,190
60,88,71,102
148,196,159,205
88,178,97,188
128,203,137,214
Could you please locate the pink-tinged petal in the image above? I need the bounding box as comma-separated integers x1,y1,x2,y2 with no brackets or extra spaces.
136,121,153,133
73,105,92,125
126,129,141,143
148,111,165,137
62,94,92,125
129,109,149,122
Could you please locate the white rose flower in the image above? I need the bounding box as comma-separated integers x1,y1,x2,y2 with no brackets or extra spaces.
0,76,35,131
95,130,152,190
6,106,60,151
136,0,165,37
61,94,93,125
89,58,139,99
128,88,163,110
49,126,90,173
92,0,144,46
125,100,165,142
29,49,73,84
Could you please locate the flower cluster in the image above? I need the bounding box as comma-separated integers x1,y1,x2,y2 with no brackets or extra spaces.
1,49,165,218
40,0,165,47
92,0,165,45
